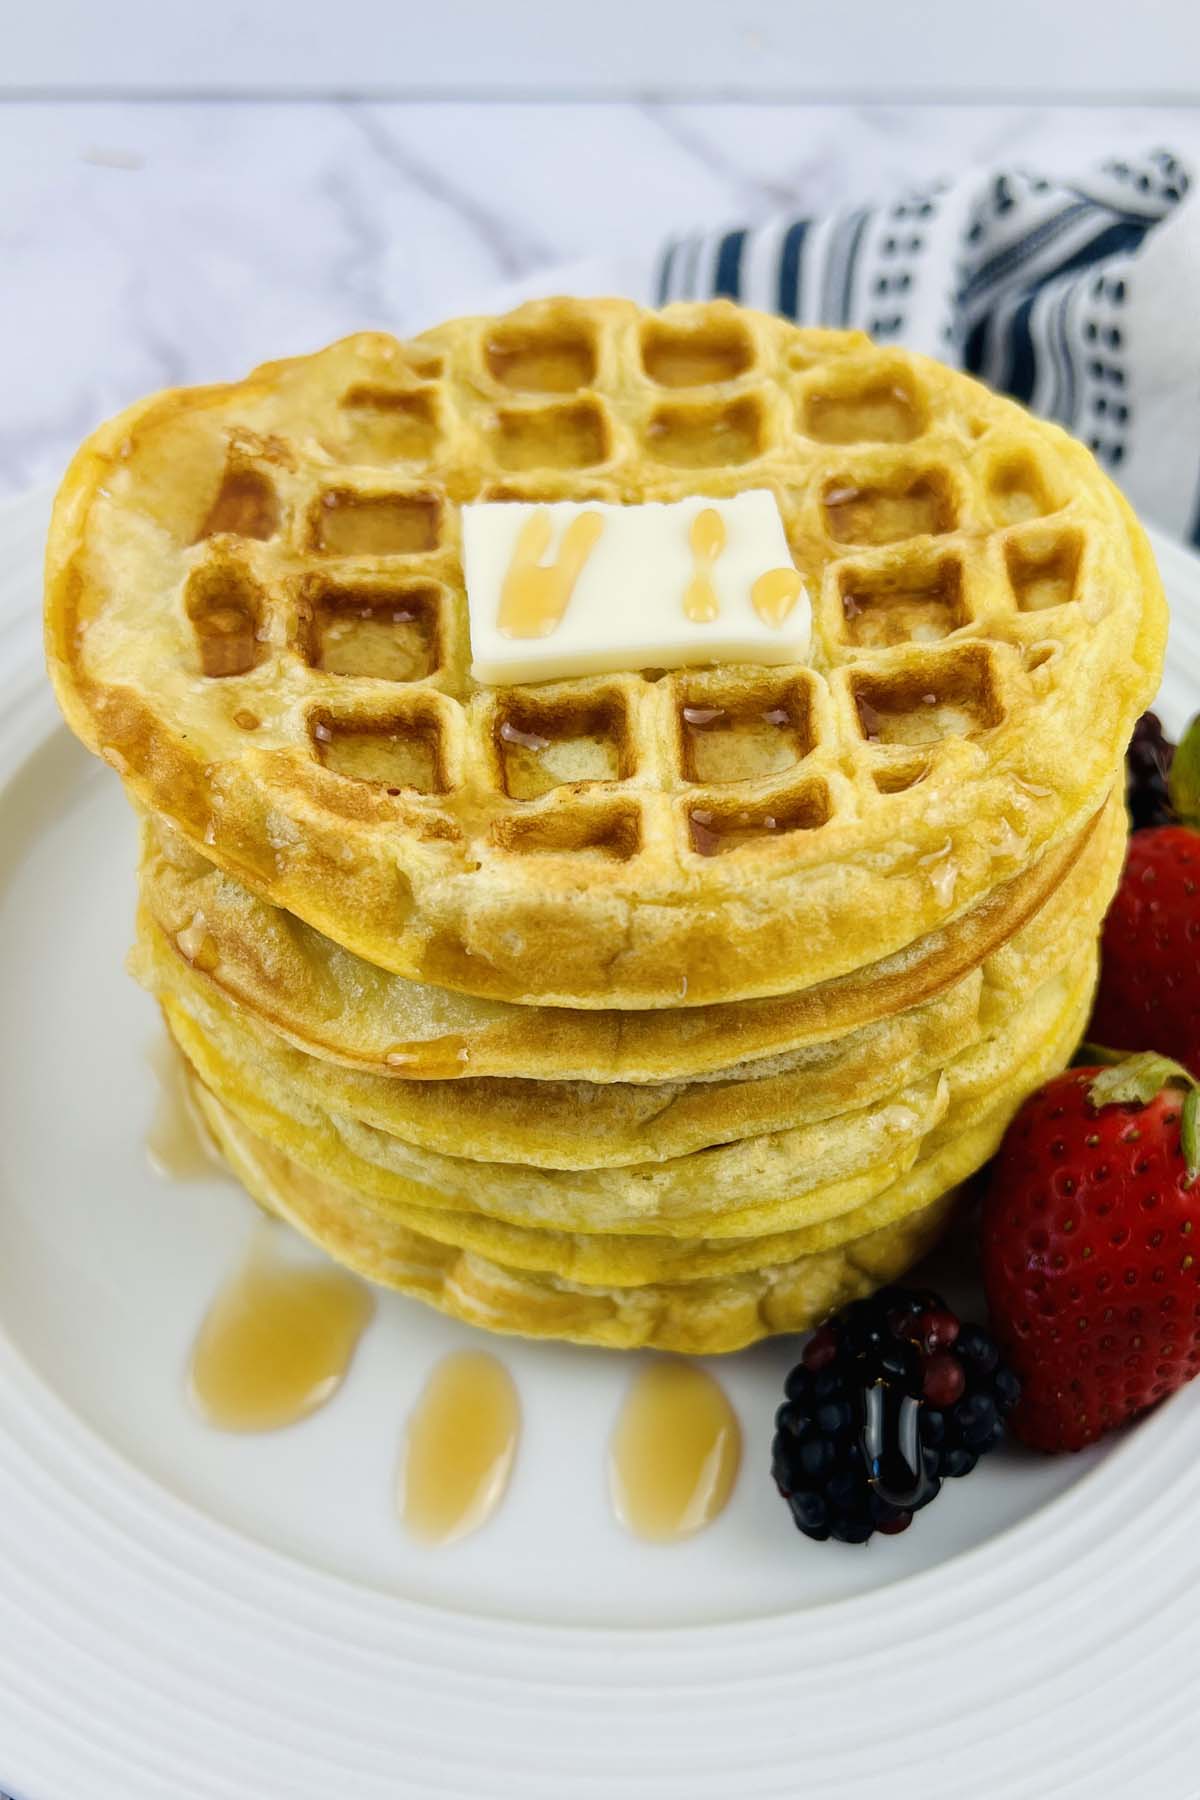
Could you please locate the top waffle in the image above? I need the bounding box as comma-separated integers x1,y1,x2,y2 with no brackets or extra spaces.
45,299,1167,1008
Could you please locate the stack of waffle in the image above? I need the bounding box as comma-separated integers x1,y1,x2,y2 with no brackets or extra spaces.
46,300,1166,1352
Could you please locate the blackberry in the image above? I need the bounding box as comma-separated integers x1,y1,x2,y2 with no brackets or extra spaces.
1126,712,1175,831
771,1287,1020,1544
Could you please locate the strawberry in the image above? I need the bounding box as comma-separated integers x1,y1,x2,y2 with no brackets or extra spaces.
981,1052,1200,1452
1090,713,1200,1079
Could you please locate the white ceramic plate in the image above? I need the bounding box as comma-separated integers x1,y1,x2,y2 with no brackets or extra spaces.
1,484,1198,1800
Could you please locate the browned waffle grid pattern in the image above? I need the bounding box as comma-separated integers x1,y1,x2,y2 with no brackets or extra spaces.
178,302,1098,872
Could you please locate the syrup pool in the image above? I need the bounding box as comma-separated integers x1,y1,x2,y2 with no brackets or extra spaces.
189,1232,375,1433
609,1360,742,1542
398,1349,521,1545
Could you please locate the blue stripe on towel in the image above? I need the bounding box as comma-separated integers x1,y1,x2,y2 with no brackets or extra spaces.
712,229,747,300
962,200,1093,307
776,220,808,319
1003,293,1038,404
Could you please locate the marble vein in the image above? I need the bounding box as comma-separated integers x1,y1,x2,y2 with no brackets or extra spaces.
344,102,556,281
642,103,798,214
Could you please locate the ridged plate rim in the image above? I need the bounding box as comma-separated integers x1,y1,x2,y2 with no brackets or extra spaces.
0,483,1198,1800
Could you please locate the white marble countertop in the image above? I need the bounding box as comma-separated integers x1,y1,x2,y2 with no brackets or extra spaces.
5,99,1200,498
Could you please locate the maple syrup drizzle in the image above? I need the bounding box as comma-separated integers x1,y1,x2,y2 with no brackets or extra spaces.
608,1360,741,1541
499,719,551,753
398,1350,520,1544
175,909,220,973
681,703,728,729
497,507,604,639
189,1234,374,1432
197,467,279,542
384,1034,474,1079
857,695,886,742
751,566,805,627
683,507,726,623
146,1038,221,1181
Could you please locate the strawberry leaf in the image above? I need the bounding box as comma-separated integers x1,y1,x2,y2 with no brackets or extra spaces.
1086,1049,1200,1111
1169,712,1200,829
1076,1041,1130,1068
1184,1088,1200,1182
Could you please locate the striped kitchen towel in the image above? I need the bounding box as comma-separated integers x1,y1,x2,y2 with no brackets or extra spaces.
655,148,1200,547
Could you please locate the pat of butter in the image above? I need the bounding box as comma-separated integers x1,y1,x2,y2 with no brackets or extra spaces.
463,492,811,686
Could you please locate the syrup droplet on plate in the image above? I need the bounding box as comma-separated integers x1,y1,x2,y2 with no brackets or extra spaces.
608,1360,741,1542
188,1233,374,1432
398,1350,521,1545
146,1037,221,1181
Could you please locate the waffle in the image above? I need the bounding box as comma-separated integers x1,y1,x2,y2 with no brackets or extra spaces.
136,788,1123,1170
46,299,1166,1009
197,1075,964,1354
46,297,1163,1352
189,946,1090,1352
136,792,1117,1087
163,946,1094,1263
